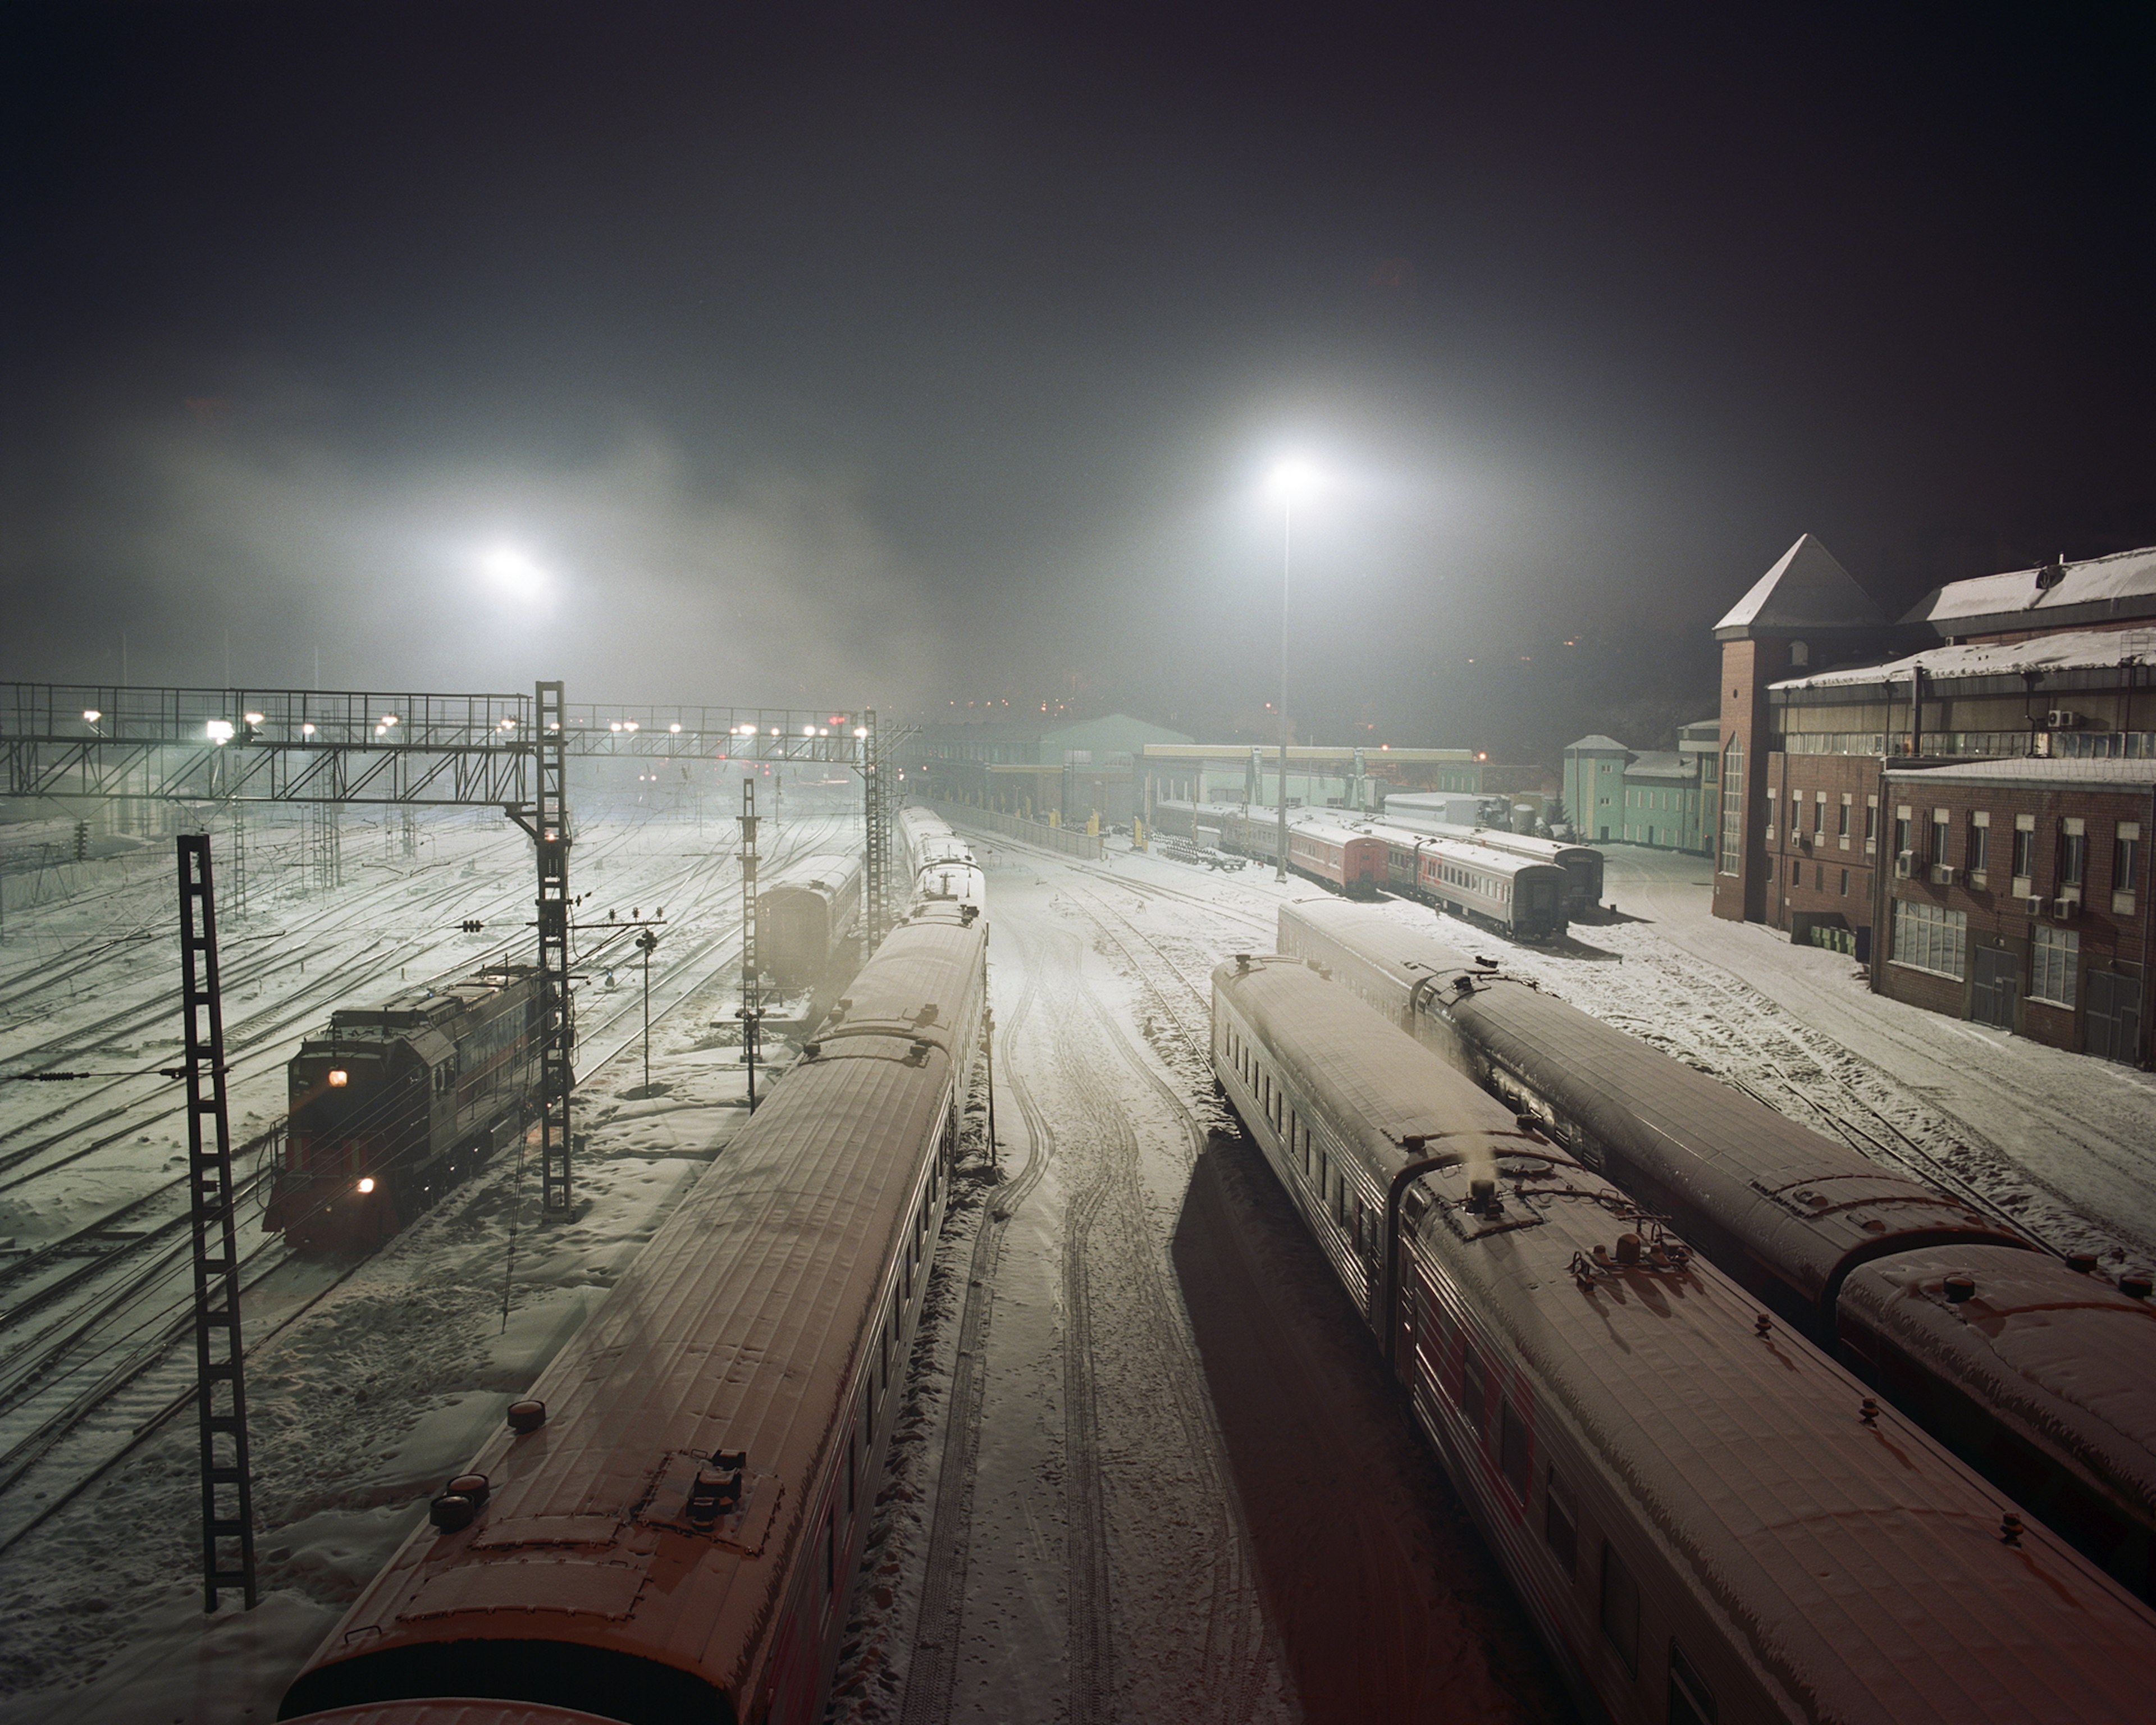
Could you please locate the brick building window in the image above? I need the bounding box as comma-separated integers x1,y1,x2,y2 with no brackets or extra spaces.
2060,818,2086,889
1969,813,1989,878
1718,737,1744,876
2032,925,2078,1008
1865,798,1878,848
1931,810,1949,864
1839,869,1849,896
1894,808,1912,860
2012,815,2035,886
1837,796,1850,839
1892,898,1967,979
2116,823,2141,915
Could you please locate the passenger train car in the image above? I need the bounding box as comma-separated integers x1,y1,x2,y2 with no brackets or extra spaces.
268,964,545,1253
897,805,984,915
1214,952,2156,1722
1377,800,1606,916
753,852,861,992
1278,897,2156,1598
281,893,992,1725
1148,798,1247,849
1360,819,1571,942
1218,808,1387,896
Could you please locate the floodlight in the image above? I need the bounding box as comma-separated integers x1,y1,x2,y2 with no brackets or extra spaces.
83,708,101,723
669,722,682,734
302,723,316,736
356,1176,375,1194
478,544,548,600
205,719,235,743
803,724,816,736
625,721,639,732
328,1069,349,1087
1267,457,1320,501
244,710,264,724
854,727,868,738
610,722,623,733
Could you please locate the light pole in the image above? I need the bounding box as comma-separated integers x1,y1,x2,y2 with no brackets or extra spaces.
1267,458,1318,882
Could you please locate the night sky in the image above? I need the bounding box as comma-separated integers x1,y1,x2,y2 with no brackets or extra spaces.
6,4,2152,760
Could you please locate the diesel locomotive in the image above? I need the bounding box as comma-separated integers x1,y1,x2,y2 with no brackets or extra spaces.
267,964,547,1253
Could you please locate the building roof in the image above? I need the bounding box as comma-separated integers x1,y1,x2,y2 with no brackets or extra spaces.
1714,533,1888,640
1624,750,1693,781
1564,734,1630,754
1771,626,2156,694
1903,544,2156,636
1884,756,2156,791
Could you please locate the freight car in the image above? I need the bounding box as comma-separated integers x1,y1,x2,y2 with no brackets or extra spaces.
267,964,545,1253
1278,896,2156,1598
1214,951,2156,1722
1378,797,1606,916
280,893,991,1725
754,852,862,992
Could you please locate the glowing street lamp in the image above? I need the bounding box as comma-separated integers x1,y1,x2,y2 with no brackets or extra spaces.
1265,457,1322,882
82,708,101,724
205,719,235,745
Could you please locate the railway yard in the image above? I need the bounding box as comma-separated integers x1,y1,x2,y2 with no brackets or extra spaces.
1,802,2153,1723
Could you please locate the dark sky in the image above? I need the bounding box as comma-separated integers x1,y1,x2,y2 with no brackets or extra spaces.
5,3,2153,757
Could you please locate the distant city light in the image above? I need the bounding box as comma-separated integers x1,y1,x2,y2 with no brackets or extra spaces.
205,718,235,743
769,727,780,736
82,708,101,723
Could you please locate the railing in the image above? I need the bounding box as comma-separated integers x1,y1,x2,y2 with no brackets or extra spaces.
945,804,1105,860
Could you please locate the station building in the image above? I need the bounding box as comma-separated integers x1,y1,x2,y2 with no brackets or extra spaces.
1710,532,2156,1064
905,713,1194,825
1562,723,1718,853
1138,743,1478,823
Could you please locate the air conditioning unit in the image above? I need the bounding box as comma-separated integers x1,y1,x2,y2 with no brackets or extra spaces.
1893,851,1915,879
2047,709,2083,729
2022,895,2045,915
2053,897,2081,920
1933,865,1959,887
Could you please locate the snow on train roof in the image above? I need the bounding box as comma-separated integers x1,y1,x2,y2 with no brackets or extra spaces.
1414,1149,2156,1717
1226,938,2156,1710
1277,898,2023,1300
293,941,984,1710
754,850,862,894
1355,818,1566,878
1839,1245,2156,1532
815,909,986,1056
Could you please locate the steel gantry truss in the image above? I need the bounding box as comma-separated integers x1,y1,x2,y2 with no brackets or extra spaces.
505,683,575,1215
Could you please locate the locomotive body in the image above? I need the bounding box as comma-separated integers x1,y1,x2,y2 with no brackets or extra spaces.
268,965,545,1253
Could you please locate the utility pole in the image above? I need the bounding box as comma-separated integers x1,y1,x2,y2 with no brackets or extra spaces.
176,836,258,1613
863,709,890,948
636,926,660,1093
738,780,763,1110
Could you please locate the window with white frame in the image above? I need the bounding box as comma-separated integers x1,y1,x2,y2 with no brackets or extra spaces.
1718,737,1744,875
1892,898,1966,979
2031,924,2078,1007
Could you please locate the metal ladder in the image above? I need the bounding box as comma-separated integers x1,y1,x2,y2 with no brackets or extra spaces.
177,834,258,1611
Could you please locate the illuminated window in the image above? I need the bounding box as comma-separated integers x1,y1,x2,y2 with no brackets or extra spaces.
1717,737,1743,875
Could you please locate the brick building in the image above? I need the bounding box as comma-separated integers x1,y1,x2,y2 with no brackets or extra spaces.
1876,756,2150,1060
1709,534,2156,1063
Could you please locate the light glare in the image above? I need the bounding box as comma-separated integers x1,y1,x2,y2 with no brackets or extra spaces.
83,708,101,723
205,719,235,743
1267,457,1320,501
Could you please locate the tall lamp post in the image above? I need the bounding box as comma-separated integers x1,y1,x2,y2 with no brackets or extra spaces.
1267,459,1318,882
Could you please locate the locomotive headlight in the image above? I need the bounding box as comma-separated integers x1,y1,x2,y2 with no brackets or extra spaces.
356,1176,376,1194
327,1069,349,1087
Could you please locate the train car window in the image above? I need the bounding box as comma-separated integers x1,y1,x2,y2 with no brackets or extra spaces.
1600,1542,1641,1675
1543,1468,1577,1578
1460,1347,1486,1431
1499,1404,1531,1501
1666,1640,1716,1724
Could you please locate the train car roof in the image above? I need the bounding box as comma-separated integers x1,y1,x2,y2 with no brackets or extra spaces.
282,953,982,1721
1353,820,1569,878
1839,1244,2156,1536
753,851,862,895
1372,812,1595,861
318,966,540,1035
1223,951,2156,1713
816,906,986,1057
1277,898,2026,1304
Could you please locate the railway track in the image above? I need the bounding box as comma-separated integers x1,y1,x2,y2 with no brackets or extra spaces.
0,816,847,1557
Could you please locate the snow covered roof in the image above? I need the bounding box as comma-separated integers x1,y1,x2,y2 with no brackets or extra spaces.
1771,626,2156,693
1713,533,1887,639
1884,756,2156,791
1903,544,2156,634
1564,734,1630,754
1624,750,1693,781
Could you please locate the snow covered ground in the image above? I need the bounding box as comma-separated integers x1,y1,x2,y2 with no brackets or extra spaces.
0,806,849,1722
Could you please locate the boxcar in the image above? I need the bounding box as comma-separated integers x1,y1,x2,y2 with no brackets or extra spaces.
1215,952,2156,1723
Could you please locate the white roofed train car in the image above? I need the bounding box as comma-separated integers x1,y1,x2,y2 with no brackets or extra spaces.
1360,819,1570,942
1380,796,1605,917
1278,896,2156,1600
897,805,971,884
1149,798,1246,843
1213,952,2156,1722
1221,807,1386,896
754,852,862,993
